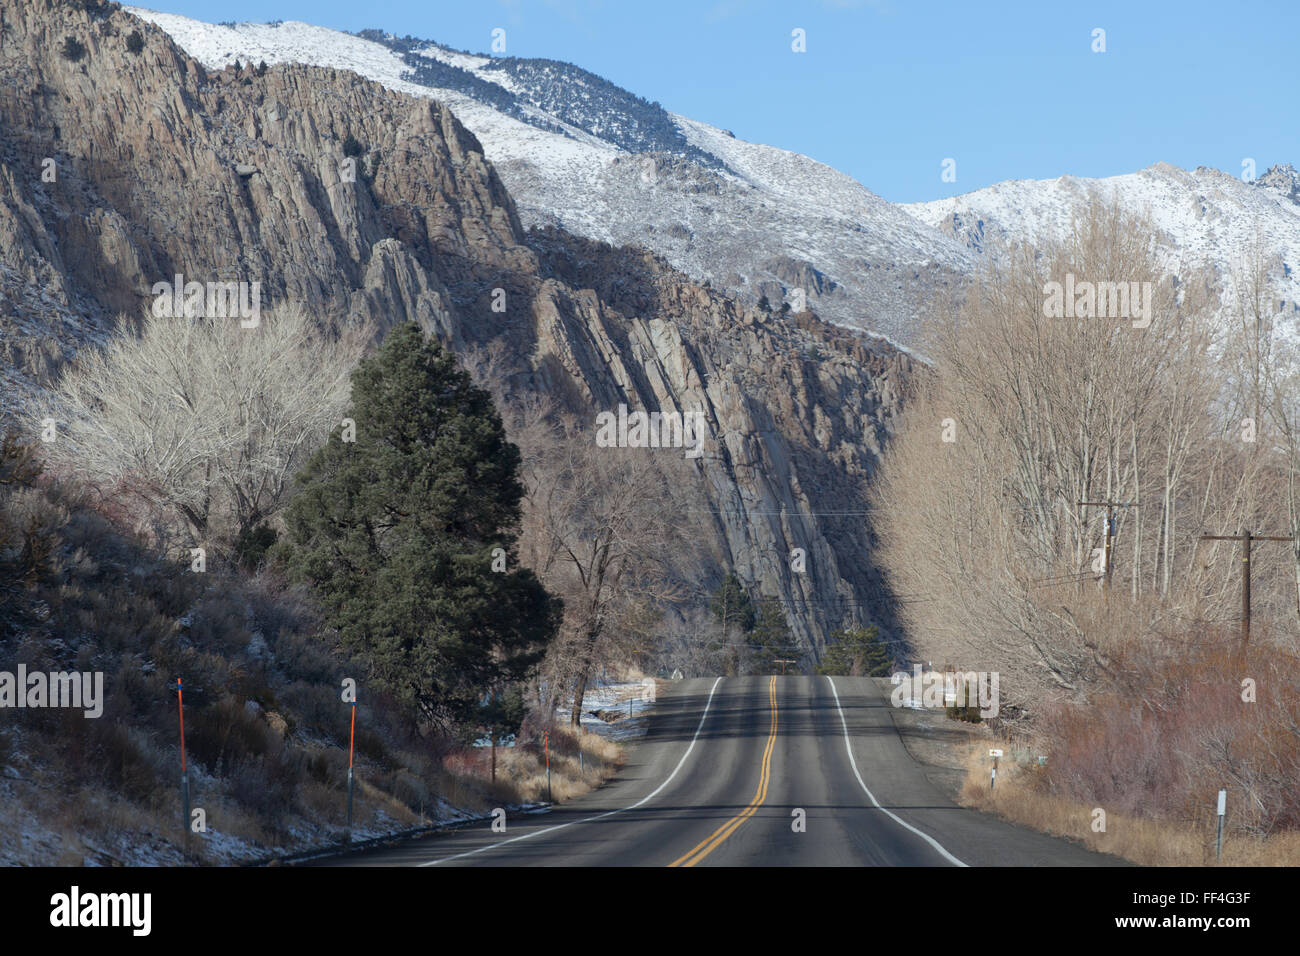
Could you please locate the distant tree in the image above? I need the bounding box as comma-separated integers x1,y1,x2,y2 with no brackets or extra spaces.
277,323,561,731
125,30,144,55
234,522,278,572
60,36,86,62
816,625,892,677
522,428,685,728
342,133,364,158
710,572,755,634
757,295,771,313
256,60,268,76
475,685,527,781
0,431,55,633
749,596,799,672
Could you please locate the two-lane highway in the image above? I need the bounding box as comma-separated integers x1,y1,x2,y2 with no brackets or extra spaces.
317,676,1122,866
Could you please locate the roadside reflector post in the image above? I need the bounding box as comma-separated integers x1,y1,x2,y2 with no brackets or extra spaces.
346,699,356,843
543,731,552,803
177,678,189,854
989,748,1002,790
1216,789,1226,861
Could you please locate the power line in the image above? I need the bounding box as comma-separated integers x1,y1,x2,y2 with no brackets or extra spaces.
1198,529,1295,647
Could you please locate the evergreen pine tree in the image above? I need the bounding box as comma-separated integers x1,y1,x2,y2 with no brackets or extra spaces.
60,36,86,62
278,323,561,730
816,625,893,677
750,596,798,672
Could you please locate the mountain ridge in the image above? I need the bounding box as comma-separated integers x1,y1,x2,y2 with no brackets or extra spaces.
904,161,1300,321
123,8,975,347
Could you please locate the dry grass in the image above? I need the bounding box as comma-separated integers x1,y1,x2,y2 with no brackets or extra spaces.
958,746,1300,866
457,725,626,807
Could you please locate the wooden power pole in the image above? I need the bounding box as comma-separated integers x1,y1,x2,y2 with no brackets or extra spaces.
1200,529,1295,646
1078,500,1138,591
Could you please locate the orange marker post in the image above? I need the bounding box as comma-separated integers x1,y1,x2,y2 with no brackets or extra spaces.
346,700,356,842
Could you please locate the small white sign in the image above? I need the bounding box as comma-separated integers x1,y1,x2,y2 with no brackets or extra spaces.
989,748,1003,757
1217,789,1226,816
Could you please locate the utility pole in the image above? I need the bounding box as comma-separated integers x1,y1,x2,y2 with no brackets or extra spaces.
1200,529,1295,646
1078,500,1139,591
774,658,798,675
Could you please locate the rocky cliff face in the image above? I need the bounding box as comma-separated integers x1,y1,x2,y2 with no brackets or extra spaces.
0,0,913,651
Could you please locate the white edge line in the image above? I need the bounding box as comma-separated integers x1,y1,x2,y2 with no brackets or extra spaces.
826,675,968,867
418,676,725,866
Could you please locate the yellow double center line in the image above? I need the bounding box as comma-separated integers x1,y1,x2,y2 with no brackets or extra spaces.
668,675,778,867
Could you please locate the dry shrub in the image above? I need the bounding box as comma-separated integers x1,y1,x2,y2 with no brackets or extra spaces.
305,747,346,786
92,721,166,805
964,627,1300,865
187,593,251,657
185,697,275,770
353,724,388,765
298,779,344,824
1035,630,1300,835
229,753,299,826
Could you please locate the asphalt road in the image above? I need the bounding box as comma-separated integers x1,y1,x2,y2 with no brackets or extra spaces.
317,676,1123,867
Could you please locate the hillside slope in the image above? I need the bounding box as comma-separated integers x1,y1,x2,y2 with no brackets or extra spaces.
1,0,913,651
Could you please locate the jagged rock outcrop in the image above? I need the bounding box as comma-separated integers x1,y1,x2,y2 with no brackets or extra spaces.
0,0,914,651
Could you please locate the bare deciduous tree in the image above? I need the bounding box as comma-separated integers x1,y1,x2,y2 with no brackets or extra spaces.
870,201,1252,712
519,420,691,725
46,306,368,553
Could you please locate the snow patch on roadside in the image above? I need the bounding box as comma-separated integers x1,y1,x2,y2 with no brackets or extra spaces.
554,679,658,741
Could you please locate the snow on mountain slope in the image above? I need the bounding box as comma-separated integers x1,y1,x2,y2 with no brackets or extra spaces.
904,162,1300,319
126,8,973,345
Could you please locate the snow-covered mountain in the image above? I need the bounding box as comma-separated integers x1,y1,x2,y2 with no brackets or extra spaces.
119,10,1300,347
904,162,1300,318
125,10,975,347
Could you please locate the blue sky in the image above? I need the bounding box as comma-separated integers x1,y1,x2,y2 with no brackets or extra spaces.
136,1,1297,203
